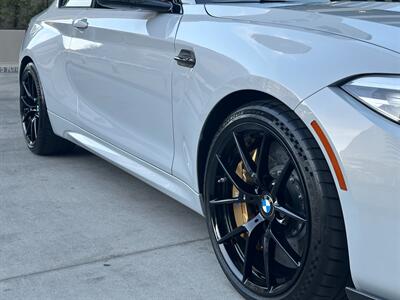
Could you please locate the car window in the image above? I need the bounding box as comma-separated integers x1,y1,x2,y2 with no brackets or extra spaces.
59,0,93,7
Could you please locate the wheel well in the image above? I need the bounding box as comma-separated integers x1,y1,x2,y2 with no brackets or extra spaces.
197,90,278,196
19,56,33,82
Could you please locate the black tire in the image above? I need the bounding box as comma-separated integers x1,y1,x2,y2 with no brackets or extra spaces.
204,101,349,300
20,62,74,155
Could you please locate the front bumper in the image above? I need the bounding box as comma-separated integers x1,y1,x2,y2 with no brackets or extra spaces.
296,87,400,300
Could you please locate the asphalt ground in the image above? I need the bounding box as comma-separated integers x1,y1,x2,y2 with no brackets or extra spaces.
0,73,242,300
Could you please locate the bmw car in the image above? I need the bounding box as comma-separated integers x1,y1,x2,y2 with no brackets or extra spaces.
19,0,400,299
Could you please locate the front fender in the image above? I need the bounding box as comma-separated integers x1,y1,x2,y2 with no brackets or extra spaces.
19,5,80,126
171,4,399,192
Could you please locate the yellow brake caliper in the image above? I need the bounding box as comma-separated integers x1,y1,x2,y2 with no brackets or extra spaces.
232,150,258,227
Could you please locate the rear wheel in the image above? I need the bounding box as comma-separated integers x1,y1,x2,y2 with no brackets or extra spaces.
20,63,74,155
204,101,349,300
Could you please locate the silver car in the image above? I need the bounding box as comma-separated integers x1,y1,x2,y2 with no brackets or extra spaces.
19,0,400,299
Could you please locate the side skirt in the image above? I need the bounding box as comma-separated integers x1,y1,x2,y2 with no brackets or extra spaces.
48,111,204,216
346,287,381,300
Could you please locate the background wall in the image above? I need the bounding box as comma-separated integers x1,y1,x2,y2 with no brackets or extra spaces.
0,0,52,70
0,30,26,66
0,0,51,29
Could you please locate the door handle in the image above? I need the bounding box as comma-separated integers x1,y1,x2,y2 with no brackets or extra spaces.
174,49,196,68
73,18,89,30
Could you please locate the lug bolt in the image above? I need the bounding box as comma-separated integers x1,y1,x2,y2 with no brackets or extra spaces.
217,177,227,183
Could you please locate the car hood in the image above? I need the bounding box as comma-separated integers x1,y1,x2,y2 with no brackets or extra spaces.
205,1,400,53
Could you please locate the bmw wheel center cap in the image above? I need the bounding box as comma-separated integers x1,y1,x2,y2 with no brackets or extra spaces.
261,195,274,215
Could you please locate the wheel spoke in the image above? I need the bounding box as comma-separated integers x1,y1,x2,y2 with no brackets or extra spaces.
210,198,242,206
29,74,36,99
271,159,294,198
22,109,31,122
243,212,265,232
233,132,257,180
210,196,261,206
242,226,261,283
274,204,307,223
24,120,32,137
256,134,271,185
263,225,272,289
29,119,35,142
217,225,246,244
20,96,35,109
216,155,257,196
218,212,265,244
270,229,301,267
32,116,38,141
22,80,33,100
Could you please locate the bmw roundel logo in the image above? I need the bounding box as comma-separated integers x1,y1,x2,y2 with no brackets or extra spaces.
261,196,273,215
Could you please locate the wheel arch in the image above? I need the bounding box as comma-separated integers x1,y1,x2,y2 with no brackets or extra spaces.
197,89,280,197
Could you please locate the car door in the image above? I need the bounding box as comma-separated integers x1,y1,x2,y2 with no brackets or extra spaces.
68,0,181,172
35,0,94,125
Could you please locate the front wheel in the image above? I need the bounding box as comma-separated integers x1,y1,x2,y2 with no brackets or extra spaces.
204,102,349,300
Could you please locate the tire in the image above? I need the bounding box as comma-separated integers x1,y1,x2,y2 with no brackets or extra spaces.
204,101,350,300
20,62,74,155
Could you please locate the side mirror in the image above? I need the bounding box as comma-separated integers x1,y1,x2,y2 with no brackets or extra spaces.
97,0,179,13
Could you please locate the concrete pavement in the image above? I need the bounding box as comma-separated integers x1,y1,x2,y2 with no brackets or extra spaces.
0,74,242,299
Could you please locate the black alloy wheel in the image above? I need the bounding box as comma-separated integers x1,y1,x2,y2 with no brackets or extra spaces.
204,102,350,300
20,66,40,147
19,62,74,155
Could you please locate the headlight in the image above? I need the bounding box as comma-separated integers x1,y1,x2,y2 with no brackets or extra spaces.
342,75,400,123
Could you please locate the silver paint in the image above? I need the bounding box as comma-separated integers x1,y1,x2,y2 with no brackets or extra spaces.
20,1,400,298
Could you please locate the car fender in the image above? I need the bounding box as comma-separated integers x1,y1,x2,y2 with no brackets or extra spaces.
172,4,400,193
